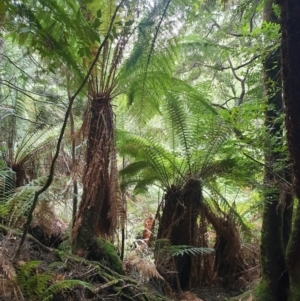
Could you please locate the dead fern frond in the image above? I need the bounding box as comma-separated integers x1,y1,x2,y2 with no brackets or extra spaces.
0,258,16,281
31,201,68,238
124,250,164,281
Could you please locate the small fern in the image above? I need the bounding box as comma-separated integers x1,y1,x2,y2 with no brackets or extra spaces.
16,260,94,301
154,239,214,257
42,279,94,301
17,260,51,299
169,245,215,257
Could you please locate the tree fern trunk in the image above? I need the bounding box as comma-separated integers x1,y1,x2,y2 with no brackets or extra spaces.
280,1,300,300
155,180,202,290
72,96,114,253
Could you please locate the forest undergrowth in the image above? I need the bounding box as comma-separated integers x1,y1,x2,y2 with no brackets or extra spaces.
0,213,260,301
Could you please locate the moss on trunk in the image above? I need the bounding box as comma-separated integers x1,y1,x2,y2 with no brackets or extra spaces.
88,237,124,275
255,1,290,300
280,0,300,300
257,197,288,301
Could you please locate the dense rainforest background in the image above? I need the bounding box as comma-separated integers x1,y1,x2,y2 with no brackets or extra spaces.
0,0,300,300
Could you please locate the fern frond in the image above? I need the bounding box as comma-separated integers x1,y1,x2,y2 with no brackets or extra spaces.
17,260,48,297
154,239,214,257
43,280,93,301
13,125,57,165
171,246,215,257
0,167,15,202
204,182,251,236
3,176,47,227
117,129,185,188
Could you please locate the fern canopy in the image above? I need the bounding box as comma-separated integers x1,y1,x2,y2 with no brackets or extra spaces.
118,87,230,192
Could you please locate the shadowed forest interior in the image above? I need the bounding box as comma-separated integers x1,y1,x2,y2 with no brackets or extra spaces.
1,0,300,300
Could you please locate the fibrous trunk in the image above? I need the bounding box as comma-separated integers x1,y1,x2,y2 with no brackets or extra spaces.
203,204,245,288
155,179,203,290
72,96,114,253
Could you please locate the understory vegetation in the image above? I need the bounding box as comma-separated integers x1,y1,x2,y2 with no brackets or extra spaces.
1,0,300,300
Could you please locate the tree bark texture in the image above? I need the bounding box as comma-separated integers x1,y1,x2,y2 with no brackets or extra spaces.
155,180,203,290
256,1,290,300
280,0,300,299
72,96,114,253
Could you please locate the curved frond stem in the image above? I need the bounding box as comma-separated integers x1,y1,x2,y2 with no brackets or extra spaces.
241,150,291,187
142,0,172,93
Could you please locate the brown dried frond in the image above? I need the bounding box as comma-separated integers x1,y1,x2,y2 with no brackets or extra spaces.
0,277,22,301
123,250,164,281
0,258,16,281
142,216,154,242
32,201,68,238
178,292,204,301
0,254,21,301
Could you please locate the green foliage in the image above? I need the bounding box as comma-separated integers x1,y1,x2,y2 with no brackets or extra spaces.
0,176,46,227
0,167,15,202
43,279,93,301
4,0,87,77
118,89,230,191
155,239,215,257
172,246,215,257
16,260,93,301
17,261,51,299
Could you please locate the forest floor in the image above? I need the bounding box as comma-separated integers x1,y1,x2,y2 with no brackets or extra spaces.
0,228,258,301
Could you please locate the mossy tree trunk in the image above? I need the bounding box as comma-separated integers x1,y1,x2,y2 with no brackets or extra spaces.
72,96,114,254
280,1,300,300
256,1,290,300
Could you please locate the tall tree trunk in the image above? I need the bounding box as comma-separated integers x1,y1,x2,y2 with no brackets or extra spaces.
280,1,300,300
256,1,290,300
70,109,78,227
72,96,114,253
66,75,78,227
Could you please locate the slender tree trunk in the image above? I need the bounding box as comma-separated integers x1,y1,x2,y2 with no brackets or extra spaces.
280,1,300,299
256,2,289,300
282,170,293,249
66,76,78,227
69,109,78,227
